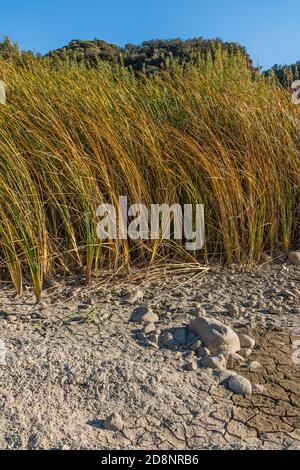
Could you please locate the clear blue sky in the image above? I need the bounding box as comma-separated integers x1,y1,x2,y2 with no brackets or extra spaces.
0,0,299,69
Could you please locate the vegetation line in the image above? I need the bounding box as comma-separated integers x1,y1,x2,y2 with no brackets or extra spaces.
0,40,299,300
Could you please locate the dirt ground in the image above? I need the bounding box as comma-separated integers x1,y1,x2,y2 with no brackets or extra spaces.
0,263,299,450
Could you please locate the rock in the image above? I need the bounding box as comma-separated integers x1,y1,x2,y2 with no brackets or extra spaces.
124,290,144,304
185,350,195,360
226,303,240,317
252,384,266,395
249,361,263,372
201,354,227,370
188,306,206,317
147,333,159,345
288,252,300,266
196,347,210,359
103,412,124,432
268,306,282,316
27,433,39,449
218,370,237,383
0,81,6,105
189,317,240,355
186,361,197,371
191,340,202,352
222,352,245,368
260,253,272,264
138,330,146,342
239,348,253,359
7,315,17,322
131,306,159,324
143,323,156,334
186,331,197,344
172,327,187,346
239,334,255,349
199,307,208,317
159,332,173,345
228,375,252,395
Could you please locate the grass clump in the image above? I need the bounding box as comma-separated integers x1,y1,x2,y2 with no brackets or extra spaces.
0,51,299,300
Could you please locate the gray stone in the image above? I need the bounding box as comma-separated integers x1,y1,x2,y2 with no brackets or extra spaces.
7,315,17,322
249,361,263,372
228,375,252,395
143,323,156,334
222,352,245,368
131,306,159,324
124,290,144,304
226,303,240,317
189,317,240,355
239,348,253,359
239,334,256,349
148,334,159,345
172,327,187,346
288,252,300,266
186,331,197,344
103,412,124,432
191,340,202,351
194,307,207,318
260,253,272,264
197,347,210,359
201,354,227,370
268,306,282,316
159,332,173,345
218,370,237,383
186,361,197,371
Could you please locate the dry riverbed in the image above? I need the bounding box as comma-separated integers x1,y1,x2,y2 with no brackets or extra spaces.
0,262,299,450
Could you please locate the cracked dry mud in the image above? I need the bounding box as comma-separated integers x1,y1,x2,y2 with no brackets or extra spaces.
0,264,299,450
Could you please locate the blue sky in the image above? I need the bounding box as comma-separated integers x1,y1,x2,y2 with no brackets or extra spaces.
0,0,299,69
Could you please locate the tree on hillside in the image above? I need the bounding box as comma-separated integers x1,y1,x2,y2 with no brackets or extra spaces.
0,36,21,61
266,62,300,87
46,37,252,73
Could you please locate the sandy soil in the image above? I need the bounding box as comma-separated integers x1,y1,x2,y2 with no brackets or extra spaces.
0,263,299,450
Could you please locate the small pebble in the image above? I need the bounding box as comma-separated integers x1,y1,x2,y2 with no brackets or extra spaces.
103,412,124,432
186,361,197,371
228,375,252,395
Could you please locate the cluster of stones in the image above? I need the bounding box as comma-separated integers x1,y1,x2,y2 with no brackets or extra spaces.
129,295,262,396
103,258,300,432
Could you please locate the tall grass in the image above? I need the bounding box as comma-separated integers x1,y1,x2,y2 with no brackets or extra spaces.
0,51,299,300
